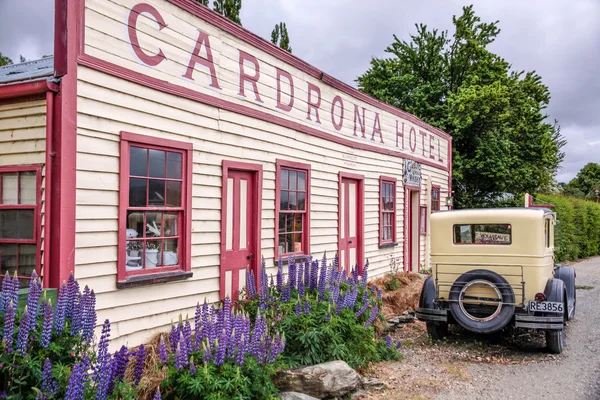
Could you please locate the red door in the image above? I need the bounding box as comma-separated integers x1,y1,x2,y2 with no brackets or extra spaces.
338,176,363,274
221,170,255,300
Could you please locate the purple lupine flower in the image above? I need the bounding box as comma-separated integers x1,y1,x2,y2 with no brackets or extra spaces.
288,259,297,291
26,271,42,320
202,341,212,364
310,259,319,290
333,253,339,282
250,312,264,356
174,342,185,370
2,301,16,352
214,332,227,366
82,288,97,342
65,273,77,319
363,305,379,328
318,254,328,301
304,258,311,292
295,298,302,316
183,321,193,359
65,355,90,400
352,264,359,284
108,345,129,394
216,307,224,340
259,256,269,298
223,297,232,337
9,272,19,310
169,323,179,354
355,300,369,318
70,291,83,336
378,289,382,301
235,333,246,365
0,271,11,314
159,336,169,363
361,259,369,287
194,301,202,337
207,307,217,343
267,333,281,363
134,344,146,385
304,297,310,314
153,389,162,400
41,358,58,397
40,301,53,349
281,282,291,303
246,269,257,299
396,341,402,350
16,307,32,353
297,262,305,297
54,281,68,335
189,356,197,375
276,258,283,293
347,287,358,310
324,303,331,322
335,294,345,315
385,335,393,349
330,282,340,305
94,320,111,387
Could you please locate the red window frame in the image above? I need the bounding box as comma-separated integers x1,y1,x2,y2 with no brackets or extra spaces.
379,176,397,246
431,185,441,212
275,160,311,260
419,205,428,235
0,165,42,287
117,131,192,283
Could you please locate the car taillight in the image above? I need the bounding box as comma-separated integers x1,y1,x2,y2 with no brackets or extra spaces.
535,293,546,302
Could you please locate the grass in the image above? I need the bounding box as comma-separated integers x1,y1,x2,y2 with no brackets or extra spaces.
576,285,594,290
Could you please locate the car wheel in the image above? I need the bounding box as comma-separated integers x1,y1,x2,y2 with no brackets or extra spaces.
426,321,448,341
448,269,515,334
546,328,564,354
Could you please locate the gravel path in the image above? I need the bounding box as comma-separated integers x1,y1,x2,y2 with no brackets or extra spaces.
364,258,600,400
435,257,600,400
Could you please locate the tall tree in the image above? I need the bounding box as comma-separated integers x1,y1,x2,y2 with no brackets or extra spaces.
0,52,13,67
563,163,600,199
357,5,565,209
271,22,292,53
213,0,242,25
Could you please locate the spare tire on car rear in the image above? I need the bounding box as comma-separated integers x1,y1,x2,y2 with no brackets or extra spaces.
448,269,515,334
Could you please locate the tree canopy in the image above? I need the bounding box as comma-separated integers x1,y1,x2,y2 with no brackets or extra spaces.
271,22,292,53
0,52,13,67
212,0,242,25
357,5,565,208
562,163,600,200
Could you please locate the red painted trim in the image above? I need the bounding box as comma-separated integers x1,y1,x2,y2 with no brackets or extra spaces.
447,143,453,210
43,91,55,288
274,160,311,260
157,0,452,143
379,176,397,246
431,184,441,213
527,194,554,209
78,54,448,171
338,172,365,274
419,205,427,235
404,187,421,272
117,131,193,283
0,80,57,101
220,160,263,299
48,0,78,289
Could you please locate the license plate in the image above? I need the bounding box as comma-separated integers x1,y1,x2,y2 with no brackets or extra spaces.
528,301,564,313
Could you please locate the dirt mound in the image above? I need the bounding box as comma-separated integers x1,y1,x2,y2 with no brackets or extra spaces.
370,272,426,318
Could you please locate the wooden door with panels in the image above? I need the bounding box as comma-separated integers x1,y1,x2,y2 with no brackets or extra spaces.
220,162,262,301
338,173,364,275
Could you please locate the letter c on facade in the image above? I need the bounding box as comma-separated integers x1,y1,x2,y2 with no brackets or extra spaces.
127,3,168,67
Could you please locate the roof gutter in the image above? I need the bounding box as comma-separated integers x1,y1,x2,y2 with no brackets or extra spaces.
0,78,59,100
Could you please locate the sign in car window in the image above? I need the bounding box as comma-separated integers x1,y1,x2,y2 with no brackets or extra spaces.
453,224,512,245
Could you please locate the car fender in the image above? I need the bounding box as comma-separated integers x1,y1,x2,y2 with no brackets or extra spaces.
419,276,437,309
553,265,576,320
543,277,567,321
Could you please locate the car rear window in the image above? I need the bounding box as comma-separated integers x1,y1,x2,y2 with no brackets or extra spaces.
453,224,512,245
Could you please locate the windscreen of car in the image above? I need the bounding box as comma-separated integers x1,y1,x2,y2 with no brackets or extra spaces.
453,224,512,245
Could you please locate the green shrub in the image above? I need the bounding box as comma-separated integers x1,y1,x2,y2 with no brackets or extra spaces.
537,194,600,261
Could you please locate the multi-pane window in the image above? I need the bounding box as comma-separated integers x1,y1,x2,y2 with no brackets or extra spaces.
379,177,396,245
431,186,441,212
0,167,40,288
119,132,191,281
276,161,310,258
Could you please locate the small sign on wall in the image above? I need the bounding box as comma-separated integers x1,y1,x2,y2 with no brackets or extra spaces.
404,160,422,187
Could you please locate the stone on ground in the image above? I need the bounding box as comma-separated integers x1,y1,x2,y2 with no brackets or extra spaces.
274,360,361,398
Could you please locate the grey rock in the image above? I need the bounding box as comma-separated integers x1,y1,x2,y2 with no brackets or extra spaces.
361,376,386,390
350,389,368,399
277,393,320,400
274,360,361,398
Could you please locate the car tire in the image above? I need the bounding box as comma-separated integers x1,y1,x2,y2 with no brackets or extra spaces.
546,328,564,354
448,269,515,334
426,321,448,341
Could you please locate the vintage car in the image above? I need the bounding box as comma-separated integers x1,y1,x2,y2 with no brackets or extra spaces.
416,208,576,354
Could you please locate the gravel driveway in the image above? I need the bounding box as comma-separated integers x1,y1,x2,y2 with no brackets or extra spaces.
365,258,600,400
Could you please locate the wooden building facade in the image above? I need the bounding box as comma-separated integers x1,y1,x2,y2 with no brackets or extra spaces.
0,0,452,346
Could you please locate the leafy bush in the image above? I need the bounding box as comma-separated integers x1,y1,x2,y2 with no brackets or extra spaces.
158,297,283,400
238,254,402,369
537,194,600,261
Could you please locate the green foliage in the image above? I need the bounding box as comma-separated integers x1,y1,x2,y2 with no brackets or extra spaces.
162,358,278,400
537,194,600,261
0,52,13,67
357,5,565,209
271,22,292,53
196,0,209,5
562,163,600,200
213,0,242,25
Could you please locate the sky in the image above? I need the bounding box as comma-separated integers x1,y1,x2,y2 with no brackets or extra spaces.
1,0,598,183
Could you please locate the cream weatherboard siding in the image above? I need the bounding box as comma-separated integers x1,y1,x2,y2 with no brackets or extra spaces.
0,99,47,275
75,0,451,347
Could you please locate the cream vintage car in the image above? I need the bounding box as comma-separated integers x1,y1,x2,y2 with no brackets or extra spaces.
416,208,576,354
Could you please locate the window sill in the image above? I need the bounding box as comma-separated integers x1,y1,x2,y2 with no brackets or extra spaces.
117,270,193,289
274,254,311,266
378,241,398,249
